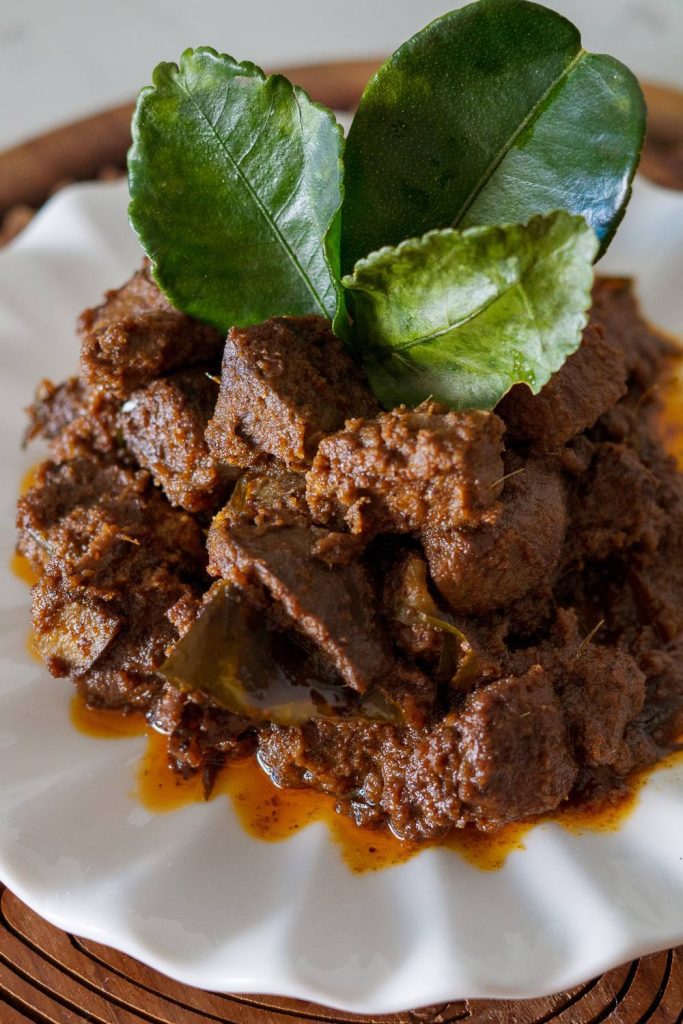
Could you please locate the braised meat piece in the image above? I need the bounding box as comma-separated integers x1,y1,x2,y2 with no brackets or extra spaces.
32,562,201,710
559,645,646,769
497,324,627,452
306,403,504,536
119,369,237,513
17,458,207,710
380,722,464,838
17,458,204,573
79,262,223,397
497,278,674,452
590,276,673,391
205,316,378,471
423,459,567,615
150,685,255,784
503,608,648,771
456,667,577,827
636,644,683,747
31,565,122,676
627,532,683,644
208,470,433,720
569,442,664,562
25,377,122,463
222,467,310,530
259,719,392,806
209,513,393,695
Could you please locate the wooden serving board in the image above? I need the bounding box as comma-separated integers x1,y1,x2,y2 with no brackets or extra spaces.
1,60,683,1023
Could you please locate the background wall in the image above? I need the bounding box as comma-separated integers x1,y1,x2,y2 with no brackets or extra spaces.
1,0,682,150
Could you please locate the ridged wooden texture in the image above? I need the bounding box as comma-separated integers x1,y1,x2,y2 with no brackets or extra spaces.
1,61,683,1024
0,884,681,1023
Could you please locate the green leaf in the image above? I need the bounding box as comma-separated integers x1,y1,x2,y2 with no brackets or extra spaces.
343,210,598,410
128,47,345,330
161,583,402,726
341,0,645,273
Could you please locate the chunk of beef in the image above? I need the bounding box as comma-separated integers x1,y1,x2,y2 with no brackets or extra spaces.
208,480,433,721
456,667,577,828
223,467,310,530
17,458,204,573
259,719,390,802
32,561,201,710
31,565,122,675
25,377,122,463
569,442,664,562
590,276,672,391
205,316,378,471
558,645,645,768
119,369,237,513
497,324,627,452
635,644,683,747
258,719,460,840
502,609,649,775
423,459,567,615
306,404,504,536
627,530,683,644
17,459,207,710
79,262,223,397
208,514,393,694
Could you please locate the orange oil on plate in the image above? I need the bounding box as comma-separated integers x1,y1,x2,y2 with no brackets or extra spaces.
10,551,39,587
69,695,147,740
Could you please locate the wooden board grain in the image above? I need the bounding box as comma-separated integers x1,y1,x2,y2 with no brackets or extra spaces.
1,59,683,1024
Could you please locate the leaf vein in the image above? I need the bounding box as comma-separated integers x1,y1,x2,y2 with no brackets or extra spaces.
451,48,587,227
178,75,328,315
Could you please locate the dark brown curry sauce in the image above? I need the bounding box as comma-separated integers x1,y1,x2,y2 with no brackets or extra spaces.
11,352,683,873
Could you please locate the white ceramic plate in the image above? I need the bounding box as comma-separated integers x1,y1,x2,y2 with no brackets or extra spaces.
0,176,682,1015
